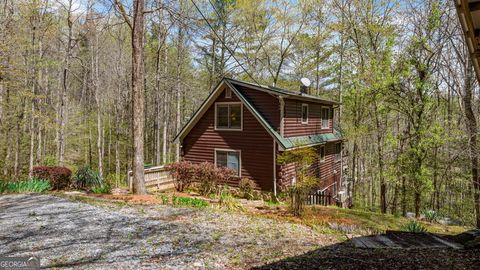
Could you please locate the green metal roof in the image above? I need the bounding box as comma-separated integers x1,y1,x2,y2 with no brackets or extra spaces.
280,132,342,150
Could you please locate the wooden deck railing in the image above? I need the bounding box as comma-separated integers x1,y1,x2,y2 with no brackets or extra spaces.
127,166,174,192
305,189,332,206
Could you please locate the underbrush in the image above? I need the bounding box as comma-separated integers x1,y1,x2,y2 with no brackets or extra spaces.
91,185,112,194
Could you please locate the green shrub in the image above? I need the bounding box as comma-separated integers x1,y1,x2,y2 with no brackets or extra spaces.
6,179,51,193
159,193,170,204
32,166,71,190
423,209,438,223
40,156,58,166
239,178,256,199
172,196,208,208
0,180,7,193
73,166,103,190
401,220,427,233
91,185,111,194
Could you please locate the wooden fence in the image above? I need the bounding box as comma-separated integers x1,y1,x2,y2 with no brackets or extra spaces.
305,189,341,207
128,166,174,192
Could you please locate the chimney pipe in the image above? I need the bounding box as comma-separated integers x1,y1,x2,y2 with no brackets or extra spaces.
300,85,308,95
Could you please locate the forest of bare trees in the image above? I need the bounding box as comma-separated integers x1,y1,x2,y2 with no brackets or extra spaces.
1,0,479,226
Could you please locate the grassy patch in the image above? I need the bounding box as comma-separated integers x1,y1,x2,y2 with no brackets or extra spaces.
172,196,208,208
248,205,468,235
91,185,111,194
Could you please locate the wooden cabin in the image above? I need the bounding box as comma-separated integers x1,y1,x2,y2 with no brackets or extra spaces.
174,78,343,197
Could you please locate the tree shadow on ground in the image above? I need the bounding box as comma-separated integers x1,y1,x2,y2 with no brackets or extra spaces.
252,239,480,270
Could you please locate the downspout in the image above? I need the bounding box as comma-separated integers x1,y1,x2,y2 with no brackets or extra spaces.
279,96,285,136
273,139,277,196
275,96,285,196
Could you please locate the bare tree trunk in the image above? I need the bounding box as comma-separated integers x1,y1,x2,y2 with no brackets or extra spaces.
162,48,169,164
58,1,74,166
131,0,146,194
93,42,103,178
28,16,38,178
175,0,185,162
463,61,480,228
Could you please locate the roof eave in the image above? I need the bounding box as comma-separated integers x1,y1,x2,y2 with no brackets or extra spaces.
455,0,480,82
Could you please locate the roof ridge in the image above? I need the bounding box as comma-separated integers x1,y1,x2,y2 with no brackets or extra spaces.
225,77,341,105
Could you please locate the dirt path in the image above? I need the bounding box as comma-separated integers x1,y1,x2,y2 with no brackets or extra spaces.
0,194,336,269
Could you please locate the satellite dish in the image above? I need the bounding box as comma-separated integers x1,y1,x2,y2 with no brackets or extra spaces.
300,77,311,87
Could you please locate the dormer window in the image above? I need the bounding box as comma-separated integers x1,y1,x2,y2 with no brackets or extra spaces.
215,102,242,130
225,88,232,98
301,104,308,124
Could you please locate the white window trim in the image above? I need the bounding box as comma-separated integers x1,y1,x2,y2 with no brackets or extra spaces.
214,148,242,177
214,102,243,131
319,145,326,163
225,88,232,98
301,103,309,124
321,106,330,129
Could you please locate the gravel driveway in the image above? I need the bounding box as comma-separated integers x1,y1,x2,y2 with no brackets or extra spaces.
0,194,335,269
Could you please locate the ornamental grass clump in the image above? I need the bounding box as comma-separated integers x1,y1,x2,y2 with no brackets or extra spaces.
218,186,244,211
73,166,103,190
401,220,427,233
5,179,51,193
423,209,438,223
239,178,256,200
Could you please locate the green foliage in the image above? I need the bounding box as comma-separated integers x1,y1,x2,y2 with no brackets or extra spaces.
4,179,51,193
238,178,256,200
278,147,319,216
423,209,438,223
91,185,111,194
158,193,170,204
73,166,103,190
218,186,244,211
401,220,427,233
172,196,208,208
0,179,7,193
40,156,59,166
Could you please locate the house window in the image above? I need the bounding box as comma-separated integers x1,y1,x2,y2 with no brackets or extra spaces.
225,88,232,98
215,150,240,176
319,145,325,162
335,142,342,161
321,107,330,129
301,104,308,124
215,103,242,130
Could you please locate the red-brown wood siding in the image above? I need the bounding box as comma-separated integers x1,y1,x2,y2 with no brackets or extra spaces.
234,83,281,131
277,142,342,194
182,86,275,190
283,99,333,137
